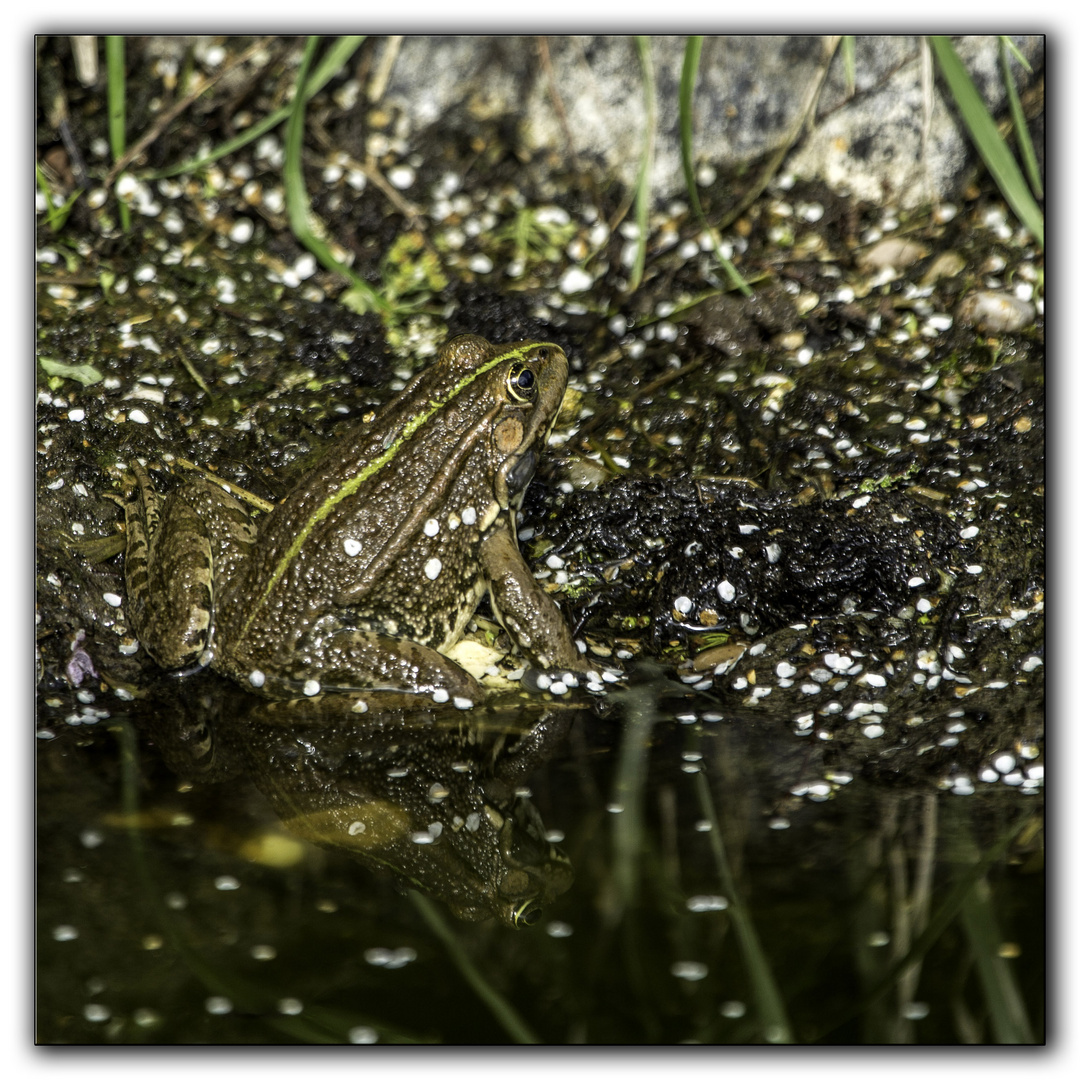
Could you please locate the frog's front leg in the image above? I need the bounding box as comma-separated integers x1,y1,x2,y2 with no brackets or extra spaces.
479,526,584,675
226,631,485,706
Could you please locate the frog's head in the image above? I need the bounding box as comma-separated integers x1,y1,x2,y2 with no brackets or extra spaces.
434,335,569,513
487,792,575,928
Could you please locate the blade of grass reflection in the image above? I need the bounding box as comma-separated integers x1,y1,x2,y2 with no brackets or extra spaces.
950,811,1037,1044
608,681,658,918
693,770,793,1044
112,720,426,1044
813,808,1037,1042
409,891,542,1044
959,881,1036,1044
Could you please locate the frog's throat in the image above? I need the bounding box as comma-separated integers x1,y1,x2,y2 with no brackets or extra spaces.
240,342,564,639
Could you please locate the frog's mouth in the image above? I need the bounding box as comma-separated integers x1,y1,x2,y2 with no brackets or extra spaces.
493,355,567,512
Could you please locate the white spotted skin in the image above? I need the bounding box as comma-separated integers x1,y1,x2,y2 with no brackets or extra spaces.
124,336,587,700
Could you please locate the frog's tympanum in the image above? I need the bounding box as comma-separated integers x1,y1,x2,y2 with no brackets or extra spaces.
124,336,589,704
146,692,575,927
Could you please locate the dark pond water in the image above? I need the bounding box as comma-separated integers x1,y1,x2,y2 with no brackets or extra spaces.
36,667,1043,1046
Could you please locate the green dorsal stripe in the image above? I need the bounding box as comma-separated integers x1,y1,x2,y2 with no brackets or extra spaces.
241,342,560,635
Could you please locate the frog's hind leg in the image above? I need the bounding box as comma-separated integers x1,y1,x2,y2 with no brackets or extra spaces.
230,631,485,706
124,471,217,671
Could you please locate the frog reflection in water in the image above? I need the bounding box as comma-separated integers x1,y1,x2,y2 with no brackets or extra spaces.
151,694,575,927
123,336,594,704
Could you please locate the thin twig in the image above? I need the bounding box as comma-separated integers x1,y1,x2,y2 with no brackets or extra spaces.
717,34,841,232
537,37,579,169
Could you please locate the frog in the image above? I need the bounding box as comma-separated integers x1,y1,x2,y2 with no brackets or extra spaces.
123,334,592,706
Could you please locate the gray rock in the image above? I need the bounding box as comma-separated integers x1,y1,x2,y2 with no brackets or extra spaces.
377,34,1043,210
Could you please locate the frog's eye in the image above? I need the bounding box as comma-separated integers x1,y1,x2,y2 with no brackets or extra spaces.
507,363,536,402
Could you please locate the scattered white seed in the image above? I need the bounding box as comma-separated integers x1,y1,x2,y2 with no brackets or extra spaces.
343,538,362,557
453,696,474,710
423,518,440,537
461,507,477,525
717,580,735,602
230,218,254,243
102,592,123,608
387,165,415,190
127,409,149,425
424,557,442,580
303,679,320,697
248,670,265,689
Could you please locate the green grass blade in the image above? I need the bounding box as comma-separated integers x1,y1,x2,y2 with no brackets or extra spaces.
409,891,542,1044
283,36,391,315
930,35,1043,247
628,36,656,294
678,36,705,222
105,35,130,231
35,163,81,232
998,37,1042,200
677,36,752,297
152,36,365,179
1001,35,1033,74
842,35,856,95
